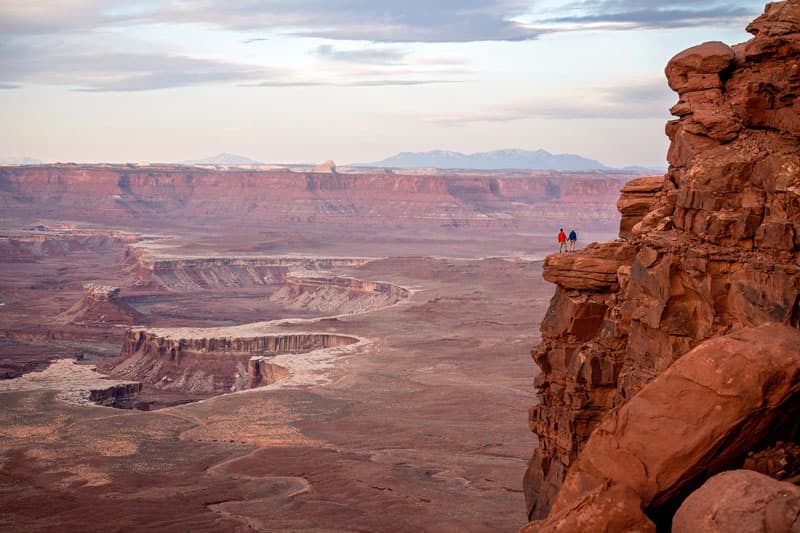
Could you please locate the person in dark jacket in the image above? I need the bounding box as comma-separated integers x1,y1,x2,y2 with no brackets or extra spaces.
568,229,577,252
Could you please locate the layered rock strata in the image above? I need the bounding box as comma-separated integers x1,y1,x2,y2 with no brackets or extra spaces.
124,250,409,314
112,328,358,394
0,165,632,230
124,249,370,292
0,228,136,262
267,275,410,314
525,0,800,524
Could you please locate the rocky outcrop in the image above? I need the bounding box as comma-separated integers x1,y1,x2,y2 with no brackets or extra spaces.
525,0,800,526
542,241,636,290
111,328,358,394
58,284,143,325
0,358,142,408
0,164,633,231
673,470,800,533
617,176,663,239
124,250,370,292
267,275,410,314
124,251,409,314
0,228,136,262
526,325,800,531
247,356,289,388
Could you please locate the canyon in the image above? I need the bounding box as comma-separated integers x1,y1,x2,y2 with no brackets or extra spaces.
0,145,634,529
4,2,798,530
523,1,800,530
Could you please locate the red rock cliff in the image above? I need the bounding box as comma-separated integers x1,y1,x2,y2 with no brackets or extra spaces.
0,165,631,230
524,0,800,522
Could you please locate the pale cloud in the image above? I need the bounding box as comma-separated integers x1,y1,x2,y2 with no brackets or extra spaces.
252,79,462,88
314,45,407,64
0,0,120,34
0,0,763,41
531,1,758,30
0,39,464,91
152,0,541,42
0,41,270,91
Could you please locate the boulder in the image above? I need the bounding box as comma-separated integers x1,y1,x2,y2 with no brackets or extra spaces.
546,324,800,528
672,470,800,533
665,41,735,93
521,483,655,533
617,176,664,239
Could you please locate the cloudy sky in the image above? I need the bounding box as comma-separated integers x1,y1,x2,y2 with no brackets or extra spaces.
0,0,765,167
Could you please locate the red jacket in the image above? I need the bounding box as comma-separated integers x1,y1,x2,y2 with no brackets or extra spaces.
558,231,567,243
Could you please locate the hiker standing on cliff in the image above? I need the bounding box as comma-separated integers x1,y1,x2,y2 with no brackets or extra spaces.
568,229,577,252
558,228,567,253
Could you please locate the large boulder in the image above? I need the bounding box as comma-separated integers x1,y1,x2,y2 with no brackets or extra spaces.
672,470,800,533
528,324,800,531
521,483,655,533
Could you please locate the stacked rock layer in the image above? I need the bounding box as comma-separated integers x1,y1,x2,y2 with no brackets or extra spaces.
525,0,800,522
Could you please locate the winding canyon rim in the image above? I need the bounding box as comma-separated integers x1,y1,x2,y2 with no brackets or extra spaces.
0,162,623,529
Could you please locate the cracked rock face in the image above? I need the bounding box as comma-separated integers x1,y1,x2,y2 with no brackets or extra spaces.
524,0,800,523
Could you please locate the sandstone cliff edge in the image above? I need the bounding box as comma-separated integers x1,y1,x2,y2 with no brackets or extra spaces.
524,1,800,529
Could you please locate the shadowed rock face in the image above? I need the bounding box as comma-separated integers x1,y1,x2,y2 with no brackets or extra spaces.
524,0,800,524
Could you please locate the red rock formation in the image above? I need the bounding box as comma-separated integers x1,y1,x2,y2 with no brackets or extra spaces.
111,328,358,394
673,470,800,532
524,0,800,525
0,164,632,231
617,176,663,238
58,284,143,325
267,275,410,314
524,324,800,531
125,252,370,292
0,358,142,408
0,228,136,262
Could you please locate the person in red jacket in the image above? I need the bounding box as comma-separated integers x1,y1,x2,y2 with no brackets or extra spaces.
558,228,567,253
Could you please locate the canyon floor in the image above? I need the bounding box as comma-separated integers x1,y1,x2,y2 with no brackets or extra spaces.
0,221,613,531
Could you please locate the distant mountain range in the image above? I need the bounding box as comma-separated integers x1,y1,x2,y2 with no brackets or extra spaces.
0,151,665,173
357,149,613,171
181,153,263,165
